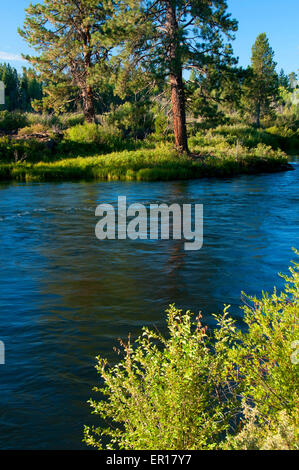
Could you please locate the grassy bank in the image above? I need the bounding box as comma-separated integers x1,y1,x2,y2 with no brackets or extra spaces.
0,144,292,183
0,118,296,182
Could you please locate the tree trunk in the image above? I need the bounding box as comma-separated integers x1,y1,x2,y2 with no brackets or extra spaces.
82,86,96,123
166,1,189,153
170,70,189,153
82,28,96,123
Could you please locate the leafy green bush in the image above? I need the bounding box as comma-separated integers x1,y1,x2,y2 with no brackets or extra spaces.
107,102,154,139
84,305,235,450
0,111,28,132
65,122,100,144
227,257,299,422
84,252,299,450
64,122,124,152
225,407,298,450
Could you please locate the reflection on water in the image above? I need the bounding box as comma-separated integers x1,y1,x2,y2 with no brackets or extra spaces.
0,160,298,449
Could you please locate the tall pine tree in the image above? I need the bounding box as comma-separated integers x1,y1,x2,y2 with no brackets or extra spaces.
114,0,237,153
246,33,279,127
19,0,114,121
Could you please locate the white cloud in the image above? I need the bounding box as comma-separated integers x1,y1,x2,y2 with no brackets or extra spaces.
0,51,25,61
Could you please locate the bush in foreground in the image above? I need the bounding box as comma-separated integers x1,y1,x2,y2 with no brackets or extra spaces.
84,252,298,450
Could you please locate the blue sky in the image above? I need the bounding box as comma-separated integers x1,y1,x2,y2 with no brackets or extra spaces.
0,0,298,74
228,0,299,74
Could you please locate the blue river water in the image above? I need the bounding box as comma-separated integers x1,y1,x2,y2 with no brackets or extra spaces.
0,157,298,449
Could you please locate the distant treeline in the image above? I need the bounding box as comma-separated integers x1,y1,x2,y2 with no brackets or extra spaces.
1,60,297,121
0,63,42,112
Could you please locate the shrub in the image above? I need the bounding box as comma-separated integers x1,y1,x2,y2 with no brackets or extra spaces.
18,123,50,136
228,255,299,421
0,111,28,132
84,305,236,450
64,122,125,152
65,123,121,144
187,123,294,153
65,122,100,144
84,252,299,450
154,111,169,137
26,112,61,129
60,113,85,129
0,136,12,161
107,102,154,139
26,112,86,131
0,136,52,163
225,407,298,450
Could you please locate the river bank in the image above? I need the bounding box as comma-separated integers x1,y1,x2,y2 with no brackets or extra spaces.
1,119,298,182
0,146,292,182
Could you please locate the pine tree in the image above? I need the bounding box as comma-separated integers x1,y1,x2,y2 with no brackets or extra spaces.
246,33,279,127
115,0,237,153
278,69,290,90
19,0,114,121
289,72,298,90
186,64,246,124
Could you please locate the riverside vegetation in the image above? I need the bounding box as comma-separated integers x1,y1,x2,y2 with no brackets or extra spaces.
0,1,298,182
84,252,299,450
0,115,296,182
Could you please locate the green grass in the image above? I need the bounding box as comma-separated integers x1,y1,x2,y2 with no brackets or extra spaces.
0,143,291,182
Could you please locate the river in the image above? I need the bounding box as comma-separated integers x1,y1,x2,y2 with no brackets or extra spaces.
0,156,298,449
